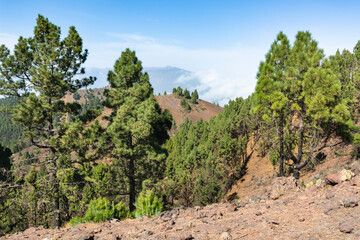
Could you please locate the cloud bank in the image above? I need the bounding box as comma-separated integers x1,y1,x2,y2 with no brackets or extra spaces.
85,33,266,105
0,32,266,105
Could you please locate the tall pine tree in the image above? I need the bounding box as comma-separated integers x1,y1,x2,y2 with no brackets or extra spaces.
255,31,355,179
254,32,290,176
103,49,172,211
0,15,97,228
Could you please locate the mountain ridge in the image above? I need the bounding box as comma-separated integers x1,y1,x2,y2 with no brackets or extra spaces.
84,66,200,96
63,88,223,132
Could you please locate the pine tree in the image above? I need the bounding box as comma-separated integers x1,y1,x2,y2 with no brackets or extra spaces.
191,90,199,104
183,89,190,99
254,31,290,176
0,15,97,228
254,31,355,179
73,91,81,100
329,41,360,122
176,86,183,96
103,49,172,211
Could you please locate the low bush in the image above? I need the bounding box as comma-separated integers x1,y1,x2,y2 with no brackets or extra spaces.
69,197,129,226
134,190,163,218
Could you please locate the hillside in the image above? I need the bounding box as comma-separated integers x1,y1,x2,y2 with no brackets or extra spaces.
3,154,360,240
155,94,223,133
64,89,222,132
8,90,222,166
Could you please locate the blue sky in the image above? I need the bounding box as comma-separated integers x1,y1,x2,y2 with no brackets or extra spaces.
1,0,360,104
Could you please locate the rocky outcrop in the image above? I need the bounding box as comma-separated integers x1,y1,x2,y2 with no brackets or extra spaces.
326,169,355,185
268,176,299,200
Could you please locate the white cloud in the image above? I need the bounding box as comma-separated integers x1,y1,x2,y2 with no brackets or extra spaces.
0,31,264,105
106,33,156,45
0,33,18,50
85,33,265,105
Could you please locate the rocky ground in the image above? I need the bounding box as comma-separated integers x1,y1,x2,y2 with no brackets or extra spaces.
2,166,360,240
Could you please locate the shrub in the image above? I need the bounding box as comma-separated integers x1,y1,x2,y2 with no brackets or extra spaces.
69,216,87,226
183,89,190,99
176,86,183,96
73,91,81,100
194,156,226,206
69,197,129,226
180,99,191,111
134,190,163,218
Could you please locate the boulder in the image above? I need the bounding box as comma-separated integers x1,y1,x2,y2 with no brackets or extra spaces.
220,232,232,240
315,179,323,187
351,161,360,175
77,234,94,240
326,173,340,185
339,169,355,182
326,169,354,185
268,177,299,200
339,220,356,233
343,196,359,208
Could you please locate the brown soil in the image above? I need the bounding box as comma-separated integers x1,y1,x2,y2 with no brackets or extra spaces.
155,94,223,135
91,94,223,130
63,88,106,105
3,171,360,240
225,136,357,201
64,90,223,131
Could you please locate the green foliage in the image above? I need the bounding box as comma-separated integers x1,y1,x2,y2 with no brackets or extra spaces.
0,97,27,152
0,144,12,170
103,49,172,211
191,89,199,104
191,90,199,104
69,197,129,226
76,89,103,122
134,190,163,218
0,144,12,182
180,98,191,111
254,31,355,178
0,14,100,229
183,89,190,99
165,96,259,206
176,86,183,96
329,42,360,123
194,155,226,206
73,91,81,100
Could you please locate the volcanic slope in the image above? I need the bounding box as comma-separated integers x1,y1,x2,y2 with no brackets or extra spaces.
64,89,223,132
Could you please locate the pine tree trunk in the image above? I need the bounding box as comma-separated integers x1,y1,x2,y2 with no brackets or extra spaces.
128,157,136,212
53,177,61,228
53,196,60,228
293,111,304,180
279,113,284,177
34,198,37,226
293,167,300,179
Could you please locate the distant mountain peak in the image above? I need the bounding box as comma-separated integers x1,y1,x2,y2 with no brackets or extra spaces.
85,66,198,95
